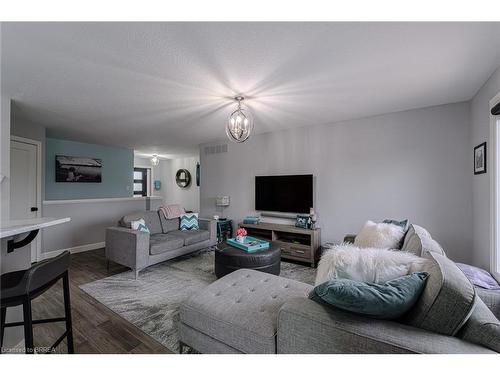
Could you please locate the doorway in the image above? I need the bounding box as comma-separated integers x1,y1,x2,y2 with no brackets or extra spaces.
10,136,42,262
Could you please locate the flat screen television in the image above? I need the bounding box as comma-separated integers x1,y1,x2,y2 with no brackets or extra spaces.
255,174,313,214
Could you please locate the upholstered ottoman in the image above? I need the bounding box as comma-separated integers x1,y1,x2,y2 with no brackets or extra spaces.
178,269,312,353
214,241,281,278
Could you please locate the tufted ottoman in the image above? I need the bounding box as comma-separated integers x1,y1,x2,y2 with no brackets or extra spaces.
179,268,312,353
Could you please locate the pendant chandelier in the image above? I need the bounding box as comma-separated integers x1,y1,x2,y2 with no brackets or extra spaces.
150,154,160,166
226,96,254,143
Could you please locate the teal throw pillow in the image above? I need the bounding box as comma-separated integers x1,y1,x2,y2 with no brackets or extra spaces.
180,213,199,231
309,272,429,320
382,219,409,231
131,218,150,234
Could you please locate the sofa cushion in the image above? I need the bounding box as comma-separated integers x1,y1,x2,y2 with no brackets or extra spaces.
277,298,494,354
168,230,210,246
400,224,445,257
121,211,163,235
403,252,476,336
149,233,184,255
309,272,429,320
159,215,179,233
456,298,500,353
180,269,312,353
475,287,500,320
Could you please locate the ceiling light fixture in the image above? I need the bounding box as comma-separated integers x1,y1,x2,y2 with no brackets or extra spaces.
226,96,254,143
150,154,160,166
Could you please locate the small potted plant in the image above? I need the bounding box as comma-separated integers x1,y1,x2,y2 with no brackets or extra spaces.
236,227,247,243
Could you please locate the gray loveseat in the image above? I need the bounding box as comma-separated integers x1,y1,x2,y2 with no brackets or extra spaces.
105,210,216,278
179,224,500,354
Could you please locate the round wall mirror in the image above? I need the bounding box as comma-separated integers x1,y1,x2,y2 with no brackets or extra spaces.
176,169,191,188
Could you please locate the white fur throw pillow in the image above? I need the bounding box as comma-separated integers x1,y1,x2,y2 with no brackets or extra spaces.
354,220,405,249
315,244,428,286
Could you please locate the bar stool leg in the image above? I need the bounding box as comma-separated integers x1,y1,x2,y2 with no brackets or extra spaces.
1,307,6,351
62,272,74,353
23,300,34,354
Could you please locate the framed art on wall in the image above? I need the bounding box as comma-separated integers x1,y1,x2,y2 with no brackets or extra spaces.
56,155,102,182
474,142,487,175
176,168,191,188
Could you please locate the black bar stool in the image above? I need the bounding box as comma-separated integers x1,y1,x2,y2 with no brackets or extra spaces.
1,251,74,354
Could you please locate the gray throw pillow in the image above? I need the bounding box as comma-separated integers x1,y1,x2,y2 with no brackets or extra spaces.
403,252,476,335
309,272,429,320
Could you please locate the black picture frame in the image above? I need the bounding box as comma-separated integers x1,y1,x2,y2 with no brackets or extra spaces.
55,155,102,182
474,142,487,175
176,169,191,188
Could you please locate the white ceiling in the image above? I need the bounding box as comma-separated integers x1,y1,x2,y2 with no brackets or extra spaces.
2,22,500,158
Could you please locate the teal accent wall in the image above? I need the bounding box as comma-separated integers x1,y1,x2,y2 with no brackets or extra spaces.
45,138,134,200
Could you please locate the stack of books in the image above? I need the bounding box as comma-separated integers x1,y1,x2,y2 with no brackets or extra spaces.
243,216,260,225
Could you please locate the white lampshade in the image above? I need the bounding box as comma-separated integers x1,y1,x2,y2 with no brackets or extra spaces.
216,196,230,207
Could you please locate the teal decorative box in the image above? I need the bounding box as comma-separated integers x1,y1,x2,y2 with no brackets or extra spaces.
226,236,270,252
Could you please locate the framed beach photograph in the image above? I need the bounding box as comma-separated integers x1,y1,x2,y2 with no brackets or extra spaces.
474,142,487,175
56,155,102,182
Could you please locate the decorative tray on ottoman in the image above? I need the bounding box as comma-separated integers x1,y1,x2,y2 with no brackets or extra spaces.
226,236,270,252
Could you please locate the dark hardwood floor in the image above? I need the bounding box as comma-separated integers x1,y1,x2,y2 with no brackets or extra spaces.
30,249,171,354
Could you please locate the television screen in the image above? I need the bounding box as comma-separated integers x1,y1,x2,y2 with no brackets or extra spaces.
255,174,313,214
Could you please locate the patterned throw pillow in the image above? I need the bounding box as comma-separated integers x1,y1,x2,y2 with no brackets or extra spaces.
131,218,150,233
180,213,199,231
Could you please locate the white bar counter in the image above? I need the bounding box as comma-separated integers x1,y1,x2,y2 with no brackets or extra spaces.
0,217,71,239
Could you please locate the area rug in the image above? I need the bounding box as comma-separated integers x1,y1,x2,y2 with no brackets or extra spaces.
79,249,316,352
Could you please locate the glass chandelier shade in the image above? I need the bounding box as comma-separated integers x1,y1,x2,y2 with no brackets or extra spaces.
226,96,254,143
150,154,160,166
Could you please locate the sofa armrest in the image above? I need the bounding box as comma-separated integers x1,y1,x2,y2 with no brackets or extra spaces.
105,227,150,272
199,218,217,246
476,287,500,320
277,298,494,354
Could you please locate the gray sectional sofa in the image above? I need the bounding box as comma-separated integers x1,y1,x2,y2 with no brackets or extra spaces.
105,210,217,278
179,224,500,354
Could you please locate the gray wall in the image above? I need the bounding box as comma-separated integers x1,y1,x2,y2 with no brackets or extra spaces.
160,156,200,212
471,66,500,270
0,98,10,221
46,137,134,200
42,197,161,254
200,102,473,263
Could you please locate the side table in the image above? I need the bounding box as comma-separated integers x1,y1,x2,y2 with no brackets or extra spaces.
217,219,233,243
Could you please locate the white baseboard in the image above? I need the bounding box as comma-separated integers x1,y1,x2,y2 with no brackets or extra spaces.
41,242,105,260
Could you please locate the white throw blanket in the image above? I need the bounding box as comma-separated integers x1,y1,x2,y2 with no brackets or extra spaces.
315,243,428,286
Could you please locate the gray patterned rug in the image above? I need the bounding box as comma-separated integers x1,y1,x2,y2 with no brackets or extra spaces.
79,249,316,352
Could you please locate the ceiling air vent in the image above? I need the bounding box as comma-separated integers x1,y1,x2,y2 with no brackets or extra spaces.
204,144,228,155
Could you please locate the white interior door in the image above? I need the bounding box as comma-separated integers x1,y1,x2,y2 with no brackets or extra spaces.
10,139,40,262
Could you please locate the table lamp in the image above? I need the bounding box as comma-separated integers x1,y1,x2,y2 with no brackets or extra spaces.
216,196,230,220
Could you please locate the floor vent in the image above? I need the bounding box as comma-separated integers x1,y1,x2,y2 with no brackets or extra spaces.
204,143,228,155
